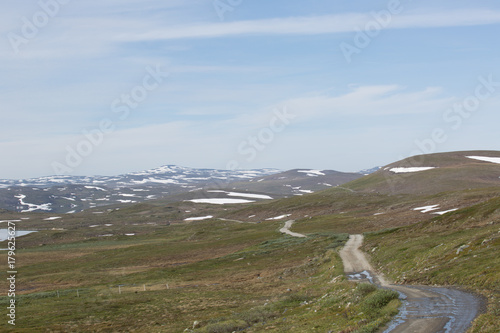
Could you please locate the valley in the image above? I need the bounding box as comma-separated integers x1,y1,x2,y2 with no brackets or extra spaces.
0,151,499,332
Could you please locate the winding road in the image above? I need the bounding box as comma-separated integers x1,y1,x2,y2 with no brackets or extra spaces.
279,220,307,238
340,234,481,333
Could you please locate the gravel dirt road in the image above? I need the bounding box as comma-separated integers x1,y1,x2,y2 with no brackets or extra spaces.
279,220,307,238
340,234,481,333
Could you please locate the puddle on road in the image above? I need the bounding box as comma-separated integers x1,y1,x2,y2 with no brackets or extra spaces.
347,270,374,283
381,286,478,333
382,290,408,333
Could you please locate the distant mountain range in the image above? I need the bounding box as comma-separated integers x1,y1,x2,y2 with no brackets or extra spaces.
0,165,373,214
0,166,279,188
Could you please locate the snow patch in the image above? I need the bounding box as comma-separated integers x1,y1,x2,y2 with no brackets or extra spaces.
414,205,440,213
390,167,436,173
15,194,52,213
85,186,106,191
266,214,292,220
184,216,214,221
188,199,255,205
298,170,325,177
466,156,500,164
44,217,62,221
131,177,178,185
433,208,459,215
208,190,273,200
117,200,137,203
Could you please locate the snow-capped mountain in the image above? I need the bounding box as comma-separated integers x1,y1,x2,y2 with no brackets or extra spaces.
0,165,377,214
0,166,280,213
0,165,279,188
357,166,381,175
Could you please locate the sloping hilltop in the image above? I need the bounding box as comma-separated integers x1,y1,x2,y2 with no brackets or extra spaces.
345,150,500,195
0,151,499,332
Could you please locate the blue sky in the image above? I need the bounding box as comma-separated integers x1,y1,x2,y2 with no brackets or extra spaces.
1,0,500,179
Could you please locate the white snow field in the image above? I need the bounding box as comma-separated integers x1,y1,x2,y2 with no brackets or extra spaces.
184,216,214,221
14,194,52,213
266,214,292,220
207,190,273,200
188,199,255,205
43,217,62,221
297,170,326,177
413,204,440,213
466,156,500,164
389,167,436,173
433,208,459,215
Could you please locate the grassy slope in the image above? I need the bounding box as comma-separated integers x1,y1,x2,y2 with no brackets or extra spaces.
345,151,500,194
363,196,500,333
226,185,500,234
2,151,500,332
1,216,398,332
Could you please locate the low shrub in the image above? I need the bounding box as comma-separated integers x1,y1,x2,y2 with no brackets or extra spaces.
204,319,248,333
362,289,399,314
237,306,277,324
356,283,377,296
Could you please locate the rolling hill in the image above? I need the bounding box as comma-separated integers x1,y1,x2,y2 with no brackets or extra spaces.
345,150,500,194
0,151,498,332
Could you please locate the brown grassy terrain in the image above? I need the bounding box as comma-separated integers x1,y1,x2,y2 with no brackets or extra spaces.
1,151,499,331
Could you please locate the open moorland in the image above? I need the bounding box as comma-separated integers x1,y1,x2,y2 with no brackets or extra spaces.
1,151,499,332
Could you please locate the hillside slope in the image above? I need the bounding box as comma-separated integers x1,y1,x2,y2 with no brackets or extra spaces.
1,151,498,332
224,169,363,196
363,196,500,332
345,151,500,194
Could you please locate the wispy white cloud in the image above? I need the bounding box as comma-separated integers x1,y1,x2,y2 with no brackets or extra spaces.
2,82,499,178
171,65,264,74
4,7,499,60
275,85,453,119
1,1,499,179
115,9,500,41
391,8,500,29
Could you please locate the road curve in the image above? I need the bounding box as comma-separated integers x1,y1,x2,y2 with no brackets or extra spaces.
279,220,307,238
340,234,481,333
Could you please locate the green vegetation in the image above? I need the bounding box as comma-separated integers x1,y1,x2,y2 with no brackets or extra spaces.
0,218,396,332
346,150,500,195
1,151,500,331
364,196,500,333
